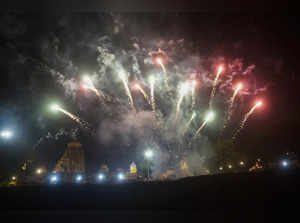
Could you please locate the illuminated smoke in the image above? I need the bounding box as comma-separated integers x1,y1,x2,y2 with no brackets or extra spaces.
176,82,190,120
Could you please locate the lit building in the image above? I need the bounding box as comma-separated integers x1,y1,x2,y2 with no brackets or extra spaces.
53,141,85,175
127,162,137,180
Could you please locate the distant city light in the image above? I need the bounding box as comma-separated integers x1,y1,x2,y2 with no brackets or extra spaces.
228,164,232,169
11,176,16,181
219,167,223,171
240,161,245,166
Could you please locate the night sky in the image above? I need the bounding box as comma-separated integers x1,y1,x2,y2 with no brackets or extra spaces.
0,12,299,177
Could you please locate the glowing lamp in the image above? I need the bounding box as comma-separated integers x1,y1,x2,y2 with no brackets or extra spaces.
145,150,153,159
1,130,13,138
118,173,125,180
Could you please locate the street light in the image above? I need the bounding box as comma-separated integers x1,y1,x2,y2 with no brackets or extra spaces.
50,175,58,183
118,173,125,181
240,161,245,166
144,150,153,180
11,176,16,181
281,160,288,167
98,173,104,181
76,174,83,183
1,130,13,139
145,150,153,159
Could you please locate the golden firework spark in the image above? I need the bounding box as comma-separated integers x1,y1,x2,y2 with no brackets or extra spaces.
209,66,223,108
223,83,243,129
232,101,262,140
134,83,151,105
194,111,214,138
50,104,87,127
149,76,156,112
82,75,105,100
119,72,135,111
191,80,197,109
183,112,196,134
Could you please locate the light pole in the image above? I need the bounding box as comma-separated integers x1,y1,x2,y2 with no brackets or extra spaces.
144,150,153,180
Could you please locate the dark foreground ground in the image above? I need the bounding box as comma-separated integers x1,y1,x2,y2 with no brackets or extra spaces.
0,169,298,222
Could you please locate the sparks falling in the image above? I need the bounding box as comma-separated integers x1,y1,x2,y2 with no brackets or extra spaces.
183,112,196,134
191,80,197,109
194,111,214,138
156,57,166,74
176,82,190,120
51,104,87,127
119,72,135,111
134,83,151,105
82,76,105,100
155,57,168,88
232,101,262,139
223,83,243,129
209,66,223,108
149,76,156,112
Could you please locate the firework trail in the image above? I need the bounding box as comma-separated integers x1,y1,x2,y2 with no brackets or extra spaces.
209,66,223,108
183,112,196,134
119,72,136,111
176,82,189,120
134,83,151,105
194,112,214,138
191,80,196,109
149,76,156,112
51,105,89,128
232,101,262,140
82,76,105,100
194,120,208,138
223,83,243,129
155,57,169,88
